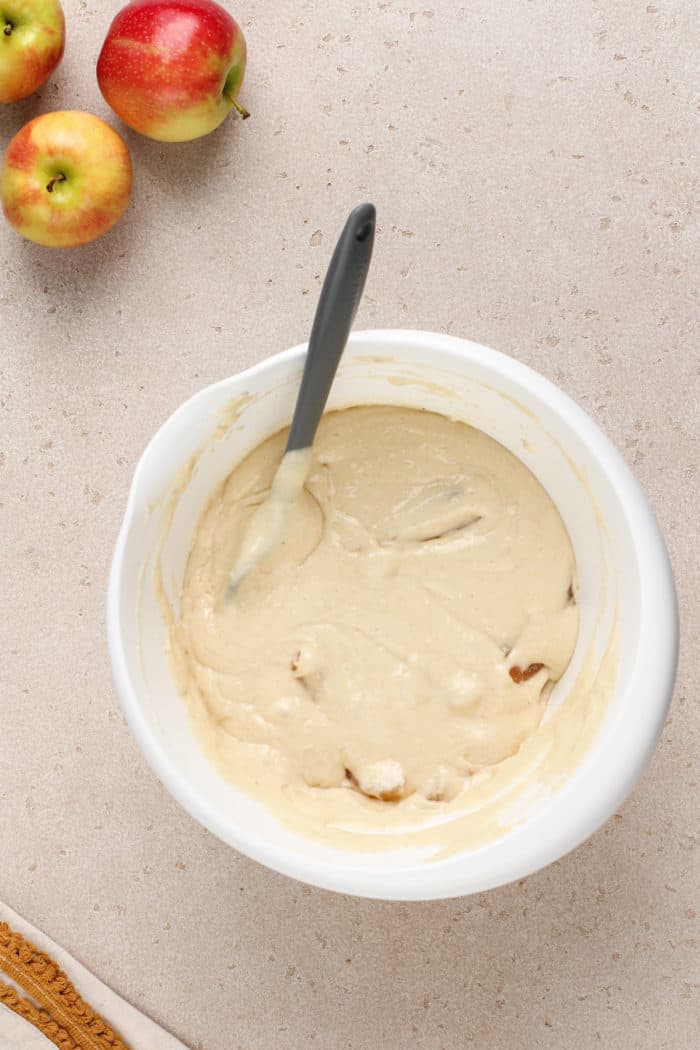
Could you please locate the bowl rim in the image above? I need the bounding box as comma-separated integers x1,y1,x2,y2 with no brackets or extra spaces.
107,329,678,900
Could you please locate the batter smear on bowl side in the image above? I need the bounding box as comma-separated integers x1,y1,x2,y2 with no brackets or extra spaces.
166,406,579,829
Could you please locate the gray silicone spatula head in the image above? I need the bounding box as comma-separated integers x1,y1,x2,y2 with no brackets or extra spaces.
286,202,376,452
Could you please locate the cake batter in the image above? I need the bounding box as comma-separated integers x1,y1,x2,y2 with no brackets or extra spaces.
167,406,581,836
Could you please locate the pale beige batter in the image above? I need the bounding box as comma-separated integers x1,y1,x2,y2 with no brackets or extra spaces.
168,406,586,845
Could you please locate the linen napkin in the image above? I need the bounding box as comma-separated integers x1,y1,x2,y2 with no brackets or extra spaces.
0,903,189,1050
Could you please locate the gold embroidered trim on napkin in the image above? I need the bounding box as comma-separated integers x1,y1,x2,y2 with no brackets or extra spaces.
0,922,131,1050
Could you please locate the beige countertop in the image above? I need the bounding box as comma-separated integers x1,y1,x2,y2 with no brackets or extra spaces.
1,2,697,1047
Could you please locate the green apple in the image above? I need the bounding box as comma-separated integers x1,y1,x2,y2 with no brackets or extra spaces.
0,0,65,103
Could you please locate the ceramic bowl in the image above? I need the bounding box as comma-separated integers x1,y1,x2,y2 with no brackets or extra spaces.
107,331,678,899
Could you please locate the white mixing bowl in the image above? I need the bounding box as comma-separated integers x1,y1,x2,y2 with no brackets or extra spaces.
107,331,678,900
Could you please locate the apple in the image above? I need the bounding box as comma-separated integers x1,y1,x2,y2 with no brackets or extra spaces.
97,0,249,143
1,111,132,247
0,0,65,103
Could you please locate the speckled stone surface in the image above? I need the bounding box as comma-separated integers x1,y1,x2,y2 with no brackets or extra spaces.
1,2,697,1048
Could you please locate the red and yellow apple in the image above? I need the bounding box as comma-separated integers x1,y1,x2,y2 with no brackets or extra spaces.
1,111,132,247
97,0,248,143
0,0,65,103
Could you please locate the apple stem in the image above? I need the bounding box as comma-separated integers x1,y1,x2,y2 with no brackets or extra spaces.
224,92,250,120
3,22,12,36
46,173,66,194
